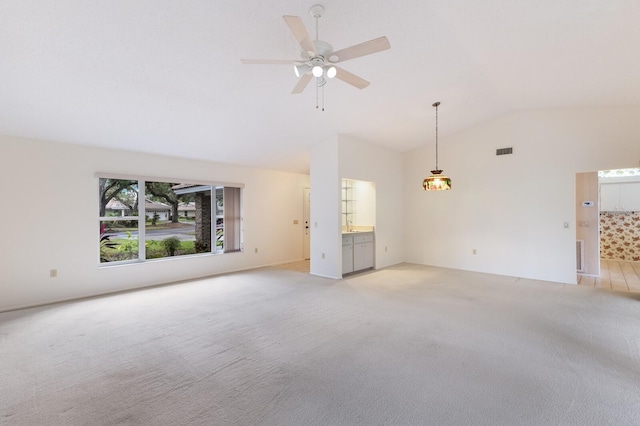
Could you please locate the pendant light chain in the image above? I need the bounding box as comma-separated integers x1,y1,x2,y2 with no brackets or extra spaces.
422,100,451,191
434,102,439,171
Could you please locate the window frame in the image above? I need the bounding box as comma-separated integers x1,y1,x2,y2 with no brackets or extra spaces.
97,173,243,266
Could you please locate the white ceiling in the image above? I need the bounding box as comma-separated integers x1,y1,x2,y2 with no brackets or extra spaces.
1,0,639,174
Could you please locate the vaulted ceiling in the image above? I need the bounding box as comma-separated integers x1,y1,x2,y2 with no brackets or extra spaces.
2,1,639,174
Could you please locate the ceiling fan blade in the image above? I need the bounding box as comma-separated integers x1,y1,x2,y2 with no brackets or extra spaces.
291,73,313,94
241,59,296,65
329,36,391,63
334,67,370,89
283,15,318,56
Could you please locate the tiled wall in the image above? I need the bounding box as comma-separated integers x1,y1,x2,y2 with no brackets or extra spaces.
600,211,640,261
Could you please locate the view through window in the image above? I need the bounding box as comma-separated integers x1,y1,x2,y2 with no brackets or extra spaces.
99,177,242,264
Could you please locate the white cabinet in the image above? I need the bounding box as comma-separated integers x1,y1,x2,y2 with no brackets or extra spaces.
601,182,640,211
620,183,640,211
600,184,619,211
342,232,374,275
342,236,354,274
353,234,374,271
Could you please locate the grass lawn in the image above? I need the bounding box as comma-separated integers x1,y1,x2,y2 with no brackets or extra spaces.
101,238,197,262
106,220,194,232
146,220,195,230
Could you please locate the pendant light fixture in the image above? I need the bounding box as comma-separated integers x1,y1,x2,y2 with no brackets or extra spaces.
423,101,452,191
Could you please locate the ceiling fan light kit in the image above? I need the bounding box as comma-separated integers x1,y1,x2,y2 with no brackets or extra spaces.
294,64,311,78
241,4,391,110
312,65,324,77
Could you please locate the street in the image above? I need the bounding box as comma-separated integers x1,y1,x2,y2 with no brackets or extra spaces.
108,223,195,241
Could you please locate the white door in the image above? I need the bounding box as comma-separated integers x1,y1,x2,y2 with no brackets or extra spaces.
303,187,310,260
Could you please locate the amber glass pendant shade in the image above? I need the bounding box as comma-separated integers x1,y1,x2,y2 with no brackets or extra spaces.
423,170,452,191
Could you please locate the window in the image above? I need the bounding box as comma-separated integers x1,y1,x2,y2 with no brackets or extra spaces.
99,179,139,262
98,175,243,264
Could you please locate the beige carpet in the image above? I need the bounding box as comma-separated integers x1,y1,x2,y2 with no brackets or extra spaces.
1,263,640,425
269,259,310,273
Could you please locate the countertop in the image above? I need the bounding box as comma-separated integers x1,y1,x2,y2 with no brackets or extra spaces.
342,230,374,235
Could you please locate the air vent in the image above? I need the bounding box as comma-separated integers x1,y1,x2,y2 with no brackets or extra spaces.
576,240,584,272
496,147,513,156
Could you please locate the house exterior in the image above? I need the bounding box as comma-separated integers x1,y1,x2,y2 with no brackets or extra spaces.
104,199,131,217
178,202,196,218
144,199,171,221
104,198,172,220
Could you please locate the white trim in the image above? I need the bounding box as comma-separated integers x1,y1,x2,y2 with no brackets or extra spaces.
98,175,244,265
95,172,245,188
100,216,139,221
138,181,146,261
173,185,213,195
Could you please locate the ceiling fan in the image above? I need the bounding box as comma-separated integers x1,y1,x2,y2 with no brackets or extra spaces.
241,4,391,97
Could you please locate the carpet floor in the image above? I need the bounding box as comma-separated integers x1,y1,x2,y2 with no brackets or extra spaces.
1,263,640,425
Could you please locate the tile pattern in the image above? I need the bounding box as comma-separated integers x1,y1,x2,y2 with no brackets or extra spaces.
578,260,640,293
599,212,640,261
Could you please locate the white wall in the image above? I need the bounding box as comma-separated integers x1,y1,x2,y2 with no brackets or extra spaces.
575,172,599,275
338,135,404,270
4,106,637,310
349,179,376,227
0,135,309,311
404,106,640,284
309,136,341,278
310,135,404,278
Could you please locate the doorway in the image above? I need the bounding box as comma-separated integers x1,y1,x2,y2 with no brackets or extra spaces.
576,168,640,292
303,187,310,260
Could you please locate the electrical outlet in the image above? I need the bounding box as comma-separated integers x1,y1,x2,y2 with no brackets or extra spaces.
50,269,57,278
254,248,258,253
322,253,325,259
385,246,388,252
472,249,477,255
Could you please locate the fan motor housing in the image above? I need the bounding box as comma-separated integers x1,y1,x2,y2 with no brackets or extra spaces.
302,40,333,63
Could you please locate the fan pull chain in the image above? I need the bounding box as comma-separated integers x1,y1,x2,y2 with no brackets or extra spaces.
322,84,325,111
316,82,319,109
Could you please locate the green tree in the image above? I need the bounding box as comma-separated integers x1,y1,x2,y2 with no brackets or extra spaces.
115,187,138,214
146,182,181,223
99,179,137,217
